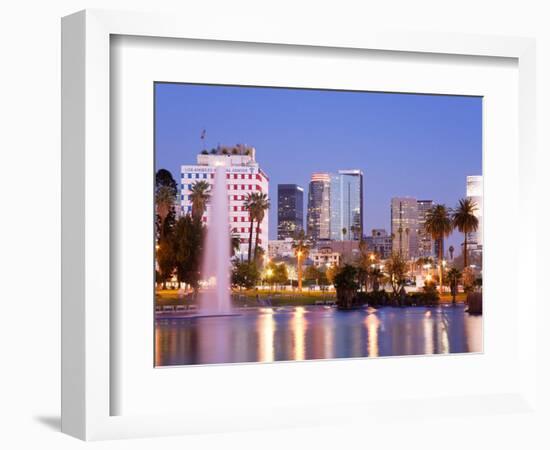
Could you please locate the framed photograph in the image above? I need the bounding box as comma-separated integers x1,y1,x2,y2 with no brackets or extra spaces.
153,83,483,368
62,9,537,440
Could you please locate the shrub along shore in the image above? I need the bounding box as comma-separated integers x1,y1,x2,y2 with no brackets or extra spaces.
155,289,467,308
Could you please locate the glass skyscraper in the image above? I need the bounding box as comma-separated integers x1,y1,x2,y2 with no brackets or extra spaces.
329,170,364,241
277,184,304,239
306,173,331,242
466,175,483,249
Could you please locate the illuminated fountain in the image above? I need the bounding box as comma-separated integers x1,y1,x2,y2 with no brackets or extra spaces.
198,163,232,315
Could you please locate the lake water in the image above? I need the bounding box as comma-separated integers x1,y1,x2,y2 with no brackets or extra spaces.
155,305,482,366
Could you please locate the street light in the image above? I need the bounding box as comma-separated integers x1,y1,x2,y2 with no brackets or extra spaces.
296,250,303,292
266,268,273,290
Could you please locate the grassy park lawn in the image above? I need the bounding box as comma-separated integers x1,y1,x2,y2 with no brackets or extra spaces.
155,288,335,307
155,289,468,307
439,293,467,303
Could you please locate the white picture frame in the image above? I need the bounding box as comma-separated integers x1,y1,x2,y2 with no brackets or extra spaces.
61,9,537,441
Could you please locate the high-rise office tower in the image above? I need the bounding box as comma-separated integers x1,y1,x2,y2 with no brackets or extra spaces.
466,175,483,249
306,173,331,241
329,170,364,241
391,197,418,259
417,200,434,258
277,184,304,239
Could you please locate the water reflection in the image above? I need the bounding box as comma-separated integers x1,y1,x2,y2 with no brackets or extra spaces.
365,313,380,357
257,308,275,362
292,307,307,361
155,305,483,366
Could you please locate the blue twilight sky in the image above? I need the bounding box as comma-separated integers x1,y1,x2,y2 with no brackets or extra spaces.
155,83,482,251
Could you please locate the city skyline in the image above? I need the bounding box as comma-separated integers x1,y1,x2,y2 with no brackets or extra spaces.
155,83,482,250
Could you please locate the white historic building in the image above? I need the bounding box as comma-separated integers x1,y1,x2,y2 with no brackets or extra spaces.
268,238,295,259
309,247,341,268
180,145,269,259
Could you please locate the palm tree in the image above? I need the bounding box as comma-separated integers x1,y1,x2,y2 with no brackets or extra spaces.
397,226,403,257
405,227,410,259
449,245,455,261
446,267,462,304
155,169,178,239
452,198,479,269
252,193,270,261
341,227,348,262
243,192,258,261
386,252,407,297
424,204,453,294
230,231,241,258
369,267,384,292
155,185,175,237
189,180,210,221
292,230,310,292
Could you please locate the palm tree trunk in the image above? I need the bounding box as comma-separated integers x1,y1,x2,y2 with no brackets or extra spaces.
463,232,468,269
253,223,260,262
247,217,254,261
438,237,443,295
298,255,302,292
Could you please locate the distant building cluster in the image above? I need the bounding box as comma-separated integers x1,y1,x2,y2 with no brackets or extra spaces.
270,173,483,265
385,175,483,261
179,144,482,265
270,170,364,266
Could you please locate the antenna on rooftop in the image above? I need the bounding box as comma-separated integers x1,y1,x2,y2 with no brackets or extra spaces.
200,129,206,151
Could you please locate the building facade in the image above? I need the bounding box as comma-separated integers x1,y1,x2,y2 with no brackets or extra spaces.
309,247,341,268
306,173,331,242
416,199,434,258
391,197,418,259
364,229,393,260
268,238,295,259
316,240,360,264
466,175,483,250
180,145,269,259
277,184,304,239
329,170,364,241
